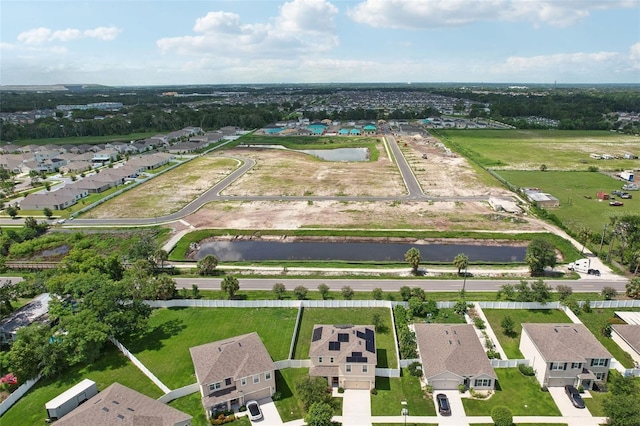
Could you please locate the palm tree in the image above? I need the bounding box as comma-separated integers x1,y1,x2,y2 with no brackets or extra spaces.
577,227,591,254
154,249,169,270
453,253,469,275
404,247,422,274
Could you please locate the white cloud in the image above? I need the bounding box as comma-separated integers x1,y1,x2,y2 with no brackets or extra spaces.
348,0,637,29
630,42,640,69
157,0,339,58
0,42,16,50
16,26,121,45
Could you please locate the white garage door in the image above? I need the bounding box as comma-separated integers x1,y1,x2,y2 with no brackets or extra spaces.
245,387,271,402
343,381,370,390
430,379,460,390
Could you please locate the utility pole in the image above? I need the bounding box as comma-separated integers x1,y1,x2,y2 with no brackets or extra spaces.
599,224,607,254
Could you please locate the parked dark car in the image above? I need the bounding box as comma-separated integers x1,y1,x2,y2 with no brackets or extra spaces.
587,269,601,276
436,393,451,416
246,400,263,421
565,385,585,409
620,193,632,199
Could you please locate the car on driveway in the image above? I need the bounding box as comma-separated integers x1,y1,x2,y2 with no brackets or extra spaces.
565,385,585,409
587,268,601,276
246,400,263,421
436,393,451,416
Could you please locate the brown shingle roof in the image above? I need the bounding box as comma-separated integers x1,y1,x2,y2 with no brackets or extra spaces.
611,324,640,355
190,332,275,385
309,324,377,365
54,382,191,426
522,323,612,362
414,323,496,380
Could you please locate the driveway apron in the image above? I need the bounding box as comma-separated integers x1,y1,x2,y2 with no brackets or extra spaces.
433,390,469,425
342,389,372,426
548,387,594,418
254,398,284,426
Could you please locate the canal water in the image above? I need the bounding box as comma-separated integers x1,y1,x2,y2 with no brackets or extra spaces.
196,240,525,262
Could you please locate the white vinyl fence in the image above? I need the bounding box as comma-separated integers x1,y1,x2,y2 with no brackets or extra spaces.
491,359,530,368
274,360,313,369
375,368,400,378
110,337,170,394
0,375,41,417
157,383,200,404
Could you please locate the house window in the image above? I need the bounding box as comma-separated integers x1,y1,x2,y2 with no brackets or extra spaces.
571,363,582,369
225,378,232,386
241,378,247,386
550,362,566,371
253,375,260,384
346,365,352,373
474,379,491,387
591,359,608,367
330,357,334,363
209,382,221,392
265,372,272,381
595,372,606,380
362,365,368,373
319,357,323,363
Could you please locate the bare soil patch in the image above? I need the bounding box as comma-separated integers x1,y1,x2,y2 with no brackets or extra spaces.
398,134,513,197
186,200,545,231
222,145,404,196
84,156,238,218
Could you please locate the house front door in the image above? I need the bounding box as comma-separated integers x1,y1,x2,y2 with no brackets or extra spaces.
332,377,339,387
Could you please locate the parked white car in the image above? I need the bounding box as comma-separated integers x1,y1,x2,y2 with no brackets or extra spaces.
246,400,263,421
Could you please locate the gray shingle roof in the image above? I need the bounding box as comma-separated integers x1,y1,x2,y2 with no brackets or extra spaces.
54,382,191,426
414,323,496,380
611,324,640,355
309,324,377,365
522,323,612,362
190,332,275,385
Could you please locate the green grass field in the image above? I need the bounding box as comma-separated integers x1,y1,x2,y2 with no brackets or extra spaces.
292,308,397,368
482,309,572,359
578,307,640,368
371,370,436,416
496,170,639,233
124,307,297,389
439,129,640,171
12,132,158,146
462,368,561,416
274,368,308,422
1,345,162,425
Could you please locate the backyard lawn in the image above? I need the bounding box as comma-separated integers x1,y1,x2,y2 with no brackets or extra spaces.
482,309,572,359
2,345,162,425
124,307,297,389
293,308,397,368
462,368,560,416
168,391,209,426
371,370,436,416
274,368,308,422
578,307,640,368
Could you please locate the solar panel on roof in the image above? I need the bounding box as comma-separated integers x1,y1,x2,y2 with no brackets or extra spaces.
366,340,375,353
352,352,362,357
312,327,323,342
346,356,355,362
356,330,366,340
328,341,340,351
338,333,349,342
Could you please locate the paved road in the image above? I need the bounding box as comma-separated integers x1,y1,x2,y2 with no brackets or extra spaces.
383,126,424,198
173,277,628,293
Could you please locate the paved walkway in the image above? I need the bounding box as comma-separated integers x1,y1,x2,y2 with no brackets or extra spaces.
339,389,371,426
473,305,508,359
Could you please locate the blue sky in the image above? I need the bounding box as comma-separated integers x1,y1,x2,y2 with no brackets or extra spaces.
1,0,639,85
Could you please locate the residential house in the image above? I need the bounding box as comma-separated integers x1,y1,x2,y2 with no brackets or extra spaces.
610,324,640,366
190,332,276,417
519,323,612,390
309,324,377,390
92,149,119,164
53,382,191,426
20,187,87,210
60,161,92,174
126,153,174,172
414,324,497,390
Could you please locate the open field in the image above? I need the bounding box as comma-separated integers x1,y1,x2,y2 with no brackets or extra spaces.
496,170,640,232
292,308,397,368
223,145,404,197
371,370,436,416
83,156,239,218
124,307,297,389
439,130,640,171
186,200,546,232
11,132,159,146
462,368,561,416
397,133,510,196
482,309,572,359
1,345,162,424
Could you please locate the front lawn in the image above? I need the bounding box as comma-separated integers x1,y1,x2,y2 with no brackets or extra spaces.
293,308,397,368
583,390,607,417
463,368,560,416
578,307,639,368
371,370,435,416
124,307,297,389
482,309,572,358
1,345,162,425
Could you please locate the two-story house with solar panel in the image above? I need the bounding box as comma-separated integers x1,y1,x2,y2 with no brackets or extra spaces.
309,324,376,390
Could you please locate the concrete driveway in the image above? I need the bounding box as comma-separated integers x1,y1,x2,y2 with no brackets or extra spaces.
252,398,284,426
548,387,593,417
433,390,467,425
341,389,371,426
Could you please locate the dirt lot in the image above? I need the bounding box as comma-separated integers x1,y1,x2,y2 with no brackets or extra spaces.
184,199,544,231
222,145,405,196
397,134,513,197
84,156,238,218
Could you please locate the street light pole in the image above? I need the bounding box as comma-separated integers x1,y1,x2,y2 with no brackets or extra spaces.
401,401,408,426
462,261,468,294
